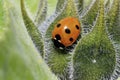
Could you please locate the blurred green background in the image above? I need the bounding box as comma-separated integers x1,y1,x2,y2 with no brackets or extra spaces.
0,0,120,80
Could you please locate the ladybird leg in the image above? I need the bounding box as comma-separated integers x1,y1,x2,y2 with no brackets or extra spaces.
59,47,64,50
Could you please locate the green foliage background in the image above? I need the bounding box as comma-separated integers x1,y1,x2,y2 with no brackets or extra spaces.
0,0,57,80
0,0,120,80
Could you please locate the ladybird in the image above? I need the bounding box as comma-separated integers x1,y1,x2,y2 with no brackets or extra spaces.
52,17,81,49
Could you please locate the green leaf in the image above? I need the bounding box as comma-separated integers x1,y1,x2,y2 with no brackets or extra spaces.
45,0,79,79
55,0,66,13
75,0,84,14
47,0,57,16
25,0,40,17
81,0,100,34
0,0,5,28
0,0,58,80
105,0,110,13
21,0,44,57
106,0,120,43
106,0,120,79
83,0,92,9
73,0,116,80
34,0,47,26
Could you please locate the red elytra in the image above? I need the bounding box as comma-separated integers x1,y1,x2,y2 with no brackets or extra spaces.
52,17,81,49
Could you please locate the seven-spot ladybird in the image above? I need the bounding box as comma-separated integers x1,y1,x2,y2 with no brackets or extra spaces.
52,17,81,49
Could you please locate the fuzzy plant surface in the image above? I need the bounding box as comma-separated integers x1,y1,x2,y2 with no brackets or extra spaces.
1,0,120,80
0,0,57,80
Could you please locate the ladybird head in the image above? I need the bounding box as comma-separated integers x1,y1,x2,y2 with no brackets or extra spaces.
52,35,65,49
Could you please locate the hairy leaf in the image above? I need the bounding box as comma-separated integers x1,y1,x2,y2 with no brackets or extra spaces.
73,0,116,80
81,0,100,34
106,0,120,43
105,0,110,13
47,0,57,16
0,0,58,80
34,0,47,26
75,0,84,15
55,0,66,13
45,0,79,79
83,0,92,9
25,0,40,17
21,0,44,57
106,0,120,79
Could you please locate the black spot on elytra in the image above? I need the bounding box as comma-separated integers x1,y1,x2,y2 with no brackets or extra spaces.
76,25,79,30
56,23,61,28
55,34,61,40
65,28,71,34
69,37,73,42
